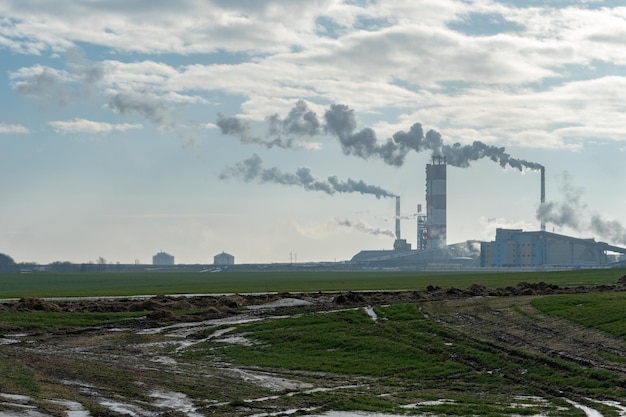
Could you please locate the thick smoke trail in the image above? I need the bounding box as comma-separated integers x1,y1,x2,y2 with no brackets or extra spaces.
337,218,395,238
536,172,626,245
219,101,543,170
323,104,543,171
267,100,321,137
219,154,396,199
217,100,321,150
442,141,544,170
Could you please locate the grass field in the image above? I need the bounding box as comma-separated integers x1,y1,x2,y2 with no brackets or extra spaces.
1,267,625,298
532,292,626,338
3,268,626,416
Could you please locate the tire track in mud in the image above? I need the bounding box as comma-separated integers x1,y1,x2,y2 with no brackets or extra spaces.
419,294,626,406
420,295,626,372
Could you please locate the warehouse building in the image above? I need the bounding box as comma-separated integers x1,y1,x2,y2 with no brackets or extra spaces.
481,228,626,267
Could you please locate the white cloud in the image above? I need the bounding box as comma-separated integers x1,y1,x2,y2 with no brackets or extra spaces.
5,1,626,150
0,123,29,134
48,118,142,134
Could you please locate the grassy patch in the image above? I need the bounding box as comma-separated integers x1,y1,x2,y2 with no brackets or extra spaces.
0,311,146,329
1,268,624,298
194,305,472,379
531,292,626,337
0,355,40,398
183,301,626,412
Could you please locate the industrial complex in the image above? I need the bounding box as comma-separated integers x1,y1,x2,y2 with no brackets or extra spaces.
350,156,626,269
12,156,625,273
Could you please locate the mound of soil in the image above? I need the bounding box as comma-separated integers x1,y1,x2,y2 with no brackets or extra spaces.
2,276,625,316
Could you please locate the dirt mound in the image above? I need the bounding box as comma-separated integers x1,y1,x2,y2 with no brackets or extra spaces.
2,275,625,317
11,298,62,312
333,292,365,304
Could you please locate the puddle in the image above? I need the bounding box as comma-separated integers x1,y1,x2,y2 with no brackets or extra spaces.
247,298,313,310
51,400,91,417
564,399,603,417
216,335,254,346
364,306,378,321
99,399,155,416
0,393,32,403
303,412,411,417
227,367,313,391
151,355,177,364
248,407,319,417
402,399,455,408
0,411,50,417
596,400,626,416
0,333,28,345
150,390,203,417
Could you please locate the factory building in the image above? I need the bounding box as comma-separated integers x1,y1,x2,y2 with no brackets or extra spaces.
152,251,175,266
214,252,235,265
481,228,626,267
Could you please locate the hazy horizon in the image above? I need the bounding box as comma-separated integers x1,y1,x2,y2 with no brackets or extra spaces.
2,1,626,265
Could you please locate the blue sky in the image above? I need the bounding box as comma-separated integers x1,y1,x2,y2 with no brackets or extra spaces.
1,0,626,264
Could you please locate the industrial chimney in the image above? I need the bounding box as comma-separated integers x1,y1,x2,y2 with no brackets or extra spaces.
417,204,426,251
426,155,447,249
393,196,411,251
395,196,401,240
541,167,546,232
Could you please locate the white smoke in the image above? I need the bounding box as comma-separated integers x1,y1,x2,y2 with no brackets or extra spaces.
536,172,626,245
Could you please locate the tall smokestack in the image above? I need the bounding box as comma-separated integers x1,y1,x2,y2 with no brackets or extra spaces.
426,155,447,249
540,167,546,231
395,196,401,240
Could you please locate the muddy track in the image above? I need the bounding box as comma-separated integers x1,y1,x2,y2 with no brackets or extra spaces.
420,295,626,376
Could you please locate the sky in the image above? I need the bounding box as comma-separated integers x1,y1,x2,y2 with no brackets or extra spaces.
2,0,626,265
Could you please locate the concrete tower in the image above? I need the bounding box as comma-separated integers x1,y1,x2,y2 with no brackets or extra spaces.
540,167,546,232
395,196,401,240
426,156,446,249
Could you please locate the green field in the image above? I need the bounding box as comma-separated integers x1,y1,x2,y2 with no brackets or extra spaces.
1,268,625,298
3,268,626,416
532,292,626,338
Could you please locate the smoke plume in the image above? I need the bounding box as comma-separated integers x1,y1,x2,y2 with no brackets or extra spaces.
219,101,543,170
536,172,626,245
323,104,543,171
220,154,395,199
217,100,321,150
337,218,395,238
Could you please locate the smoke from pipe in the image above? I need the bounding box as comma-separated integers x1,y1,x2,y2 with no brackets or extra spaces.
217,100,322,150
337,218,395,238
218,101,543,171
324,104,543,171
219,153,396,199
536,172,626,245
